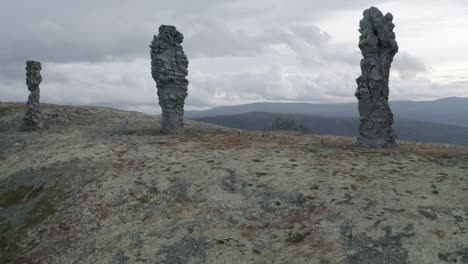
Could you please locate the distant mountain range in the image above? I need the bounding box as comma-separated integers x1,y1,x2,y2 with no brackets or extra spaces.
186,97,468,145
193,112,468,145
186,97,468,128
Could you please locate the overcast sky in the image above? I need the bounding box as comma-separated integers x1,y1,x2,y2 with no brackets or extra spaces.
1,0,467,113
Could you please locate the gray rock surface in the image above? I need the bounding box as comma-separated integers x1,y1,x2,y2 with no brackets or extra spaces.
355,7,398,148
150,25,189,135
21,61,43,131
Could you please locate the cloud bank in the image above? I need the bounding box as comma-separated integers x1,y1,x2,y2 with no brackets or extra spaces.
1,0,467,113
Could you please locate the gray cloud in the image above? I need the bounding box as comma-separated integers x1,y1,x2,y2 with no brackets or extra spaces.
0,0,374,64
184,20,264,58
391,78,468,100
1,0,467,112
393,51,427,79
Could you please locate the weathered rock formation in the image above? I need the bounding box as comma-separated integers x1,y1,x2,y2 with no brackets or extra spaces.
272,117,298,131
355,7,398,148
22,61,44,130
150,25,189,135
271,117,309,133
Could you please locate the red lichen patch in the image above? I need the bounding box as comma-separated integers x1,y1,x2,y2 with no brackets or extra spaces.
308,204,329,215
90,202,112,220
283,209,309,226
126,160,135,168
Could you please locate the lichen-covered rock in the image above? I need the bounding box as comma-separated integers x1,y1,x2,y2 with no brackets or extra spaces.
355,7,398,148
271,117,298,131
1,104,468,263
271,117,310,133
22,61,43,131
150,25,189,135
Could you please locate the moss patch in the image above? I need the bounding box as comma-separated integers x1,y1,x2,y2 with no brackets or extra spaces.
24,188,65,228
0,217,18,261
0,187,65,261
0,107,9,117
0,186,43,207
286,231,310,243
0,107,13,118
0,104,23,118
252,248,261,255
0,218,13,246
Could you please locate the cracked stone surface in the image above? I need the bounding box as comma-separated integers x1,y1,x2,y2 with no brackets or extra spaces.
21,61,43,131
150,25,189,135
355,7,398,148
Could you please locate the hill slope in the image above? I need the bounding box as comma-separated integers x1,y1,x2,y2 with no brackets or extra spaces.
1,103,468,264
186,97,468,127
194,112,468,145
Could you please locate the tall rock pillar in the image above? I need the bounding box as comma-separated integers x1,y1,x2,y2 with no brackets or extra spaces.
150,25,189,135
22,61,44,131
355,7,399,148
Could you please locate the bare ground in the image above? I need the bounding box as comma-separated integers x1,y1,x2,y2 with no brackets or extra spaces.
1,103,467,264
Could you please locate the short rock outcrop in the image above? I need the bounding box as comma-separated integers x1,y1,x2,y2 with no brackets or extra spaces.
355,7,398,148
271,117,298,131
150,25,189,135
22,61,43,131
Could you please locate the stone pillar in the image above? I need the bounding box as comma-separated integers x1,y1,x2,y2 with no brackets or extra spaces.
355,7,398,148
22,61,44,131
150,25,189,135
